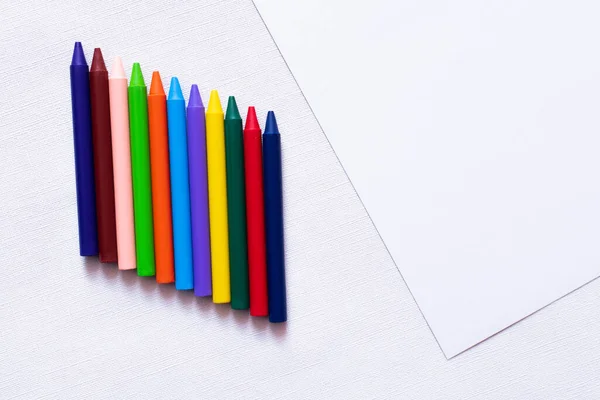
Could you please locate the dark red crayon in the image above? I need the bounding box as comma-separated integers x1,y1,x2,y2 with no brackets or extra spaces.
244,107,269,316
89,48,118,262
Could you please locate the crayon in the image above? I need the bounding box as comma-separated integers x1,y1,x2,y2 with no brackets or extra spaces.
187,85,212,296
128,63,155,276
225,97,249,309
243,107,269,316
167,78,193,290
148,72,175,283
263,111,287,323
206,90,231,303
108,57,136,270
89,48,118,263
70,42,98,256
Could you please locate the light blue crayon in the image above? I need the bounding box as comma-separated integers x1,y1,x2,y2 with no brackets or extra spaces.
167,77,194,290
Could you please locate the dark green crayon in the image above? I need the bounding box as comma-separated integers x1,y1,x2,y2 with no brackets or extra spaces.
225,96,249,309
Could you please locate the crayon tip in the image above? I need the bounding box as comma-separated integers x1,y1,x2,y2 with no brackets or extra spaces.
149,71,165,95
130,63,145,87
71,42,87,66
244,106,260,131
90,48,107,72
110,56,126,79
264,111,280,135
168,77,184,101
207,90,223,114
225,96,241,120
188,84,204,108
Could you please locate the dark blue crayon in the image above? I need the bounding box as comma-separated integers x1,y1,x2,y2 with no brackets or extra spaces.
70,42,98,256
263,111,287,323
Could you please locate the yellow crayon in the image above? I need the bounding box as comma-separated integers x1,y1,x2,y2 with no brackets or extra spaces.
206,90,231,303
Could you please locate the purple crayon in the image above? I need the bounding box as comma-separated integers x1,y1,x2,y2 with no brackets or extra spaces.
187,85,212,296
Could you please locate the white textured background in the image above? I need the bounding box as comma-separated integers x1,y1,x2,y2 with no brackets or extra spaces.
0,0,599,398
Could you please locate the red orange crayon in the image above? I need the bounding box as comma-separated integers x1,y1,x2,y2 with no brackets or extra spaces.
148,72,175,283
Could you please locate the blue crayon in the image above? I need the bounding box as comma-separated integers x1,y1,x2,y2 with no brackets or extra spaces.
263,111,287,323
167,77,194,290
70,42,98,256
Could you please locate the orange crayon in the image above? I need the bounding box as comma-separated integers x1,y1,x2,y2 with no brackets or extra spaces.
148,71,175,283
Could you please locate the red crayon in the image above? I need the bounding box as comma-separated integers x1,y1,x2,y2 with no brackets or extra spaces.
89,48,118,262
244,107,269,316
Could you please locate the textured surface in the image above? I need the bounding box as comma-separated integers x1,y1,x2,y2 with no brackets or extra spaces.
0,0,600,398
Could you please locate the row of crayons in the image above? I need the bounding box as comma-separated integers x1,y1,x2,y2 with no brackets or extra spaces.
70,42,286,322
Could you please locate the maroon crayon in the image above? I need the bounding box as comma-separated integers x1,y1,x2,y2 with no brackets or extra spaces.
90,48,118,262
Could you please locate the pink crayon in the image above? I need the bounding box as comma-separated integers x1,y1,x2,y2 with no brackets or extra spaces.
108,57,136,270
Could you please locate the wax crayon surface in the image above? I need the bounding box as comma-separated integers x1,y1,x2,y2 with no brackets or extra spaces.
148,71,175,283
187,85,212,296
70,42,98,256
128,63,155,276
89,48,118,263
263,111,287,323
167,77,194,290
225,96,249,309
244,107,269,316
108,56,136,270
206,90,231,303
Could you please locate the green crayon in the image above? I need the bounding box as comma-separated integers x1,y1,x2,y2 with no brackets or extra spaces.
225,96,249,309
128,63,155,276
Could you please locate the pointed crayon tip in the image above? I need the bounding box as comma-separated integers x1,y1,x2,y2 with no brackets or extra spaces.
111,56,126,78
265,111,280,135
225,96,241,120
90,48,107,72
168,77,184,100
188,84,204,108
245,106,260,131
149,71,165,95
130,62,145,87
71,42,87,66
207,90,223,114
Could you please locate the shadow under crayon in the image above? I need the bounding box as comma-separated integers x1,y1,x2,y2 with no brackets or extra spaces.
83,255,288,338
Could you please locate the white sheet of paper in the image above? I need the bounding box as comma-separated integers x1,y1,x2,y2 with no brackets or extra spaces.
253,0,600,357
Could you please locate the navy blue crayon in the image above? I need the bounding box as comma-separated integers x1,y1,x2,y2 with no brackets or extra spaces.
167,77,194,290
263,111,287,323
70,42,98,256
